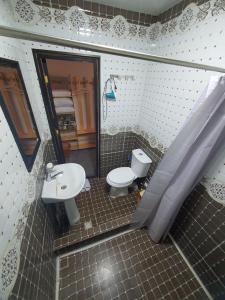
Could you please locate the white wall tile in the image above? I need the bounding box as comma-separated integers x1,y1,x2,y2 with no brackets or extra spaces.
0,3,225,296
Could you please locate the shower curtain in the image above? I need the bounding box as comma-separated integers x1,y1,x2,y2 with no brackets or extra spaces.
132,76,225,243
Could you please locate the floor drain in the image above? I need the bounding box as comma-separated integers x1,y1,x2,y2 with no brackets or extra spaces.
84,220,92,230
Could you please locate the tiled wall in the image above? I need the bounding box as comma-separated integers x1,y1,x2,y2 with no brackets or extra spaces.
0,36,53,298
137,62,225,201
8,0,224,70
0,8,150,296
132,133,225,299
100,131,163,178
32,0,157,26
101,129,225,299
135,3,225,296
15,40,147,134
31,0,210,25
9,142,57,300
1,1,225,299
138,1,225,200
171,186,225,299
154,3,225,68
100,132,136,176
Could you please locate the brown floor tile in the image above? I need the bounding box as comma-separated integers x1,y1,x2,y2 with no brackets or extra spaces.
54,178,137,250
58,229,208,300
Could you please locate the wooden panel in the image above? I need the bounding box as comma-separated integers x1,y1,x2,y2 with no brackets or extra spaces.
72,76,96,135
0,70,36,139
78,143,96,149
60,131,77,141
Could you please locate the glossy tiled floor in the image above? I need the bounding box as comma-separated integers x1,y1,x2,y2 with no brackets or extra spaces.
54,178,137,251
58,229,207,300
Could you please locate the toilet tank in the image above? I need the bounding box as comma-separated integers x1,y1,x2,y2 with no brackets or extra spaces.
131,149,152,178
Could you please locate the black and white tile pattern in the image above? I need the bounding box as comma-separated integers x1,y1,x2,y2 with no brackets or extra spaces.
54,178,137,251
12,0,223,43
8,141,57,300
58,229,207,300
133,133,225,299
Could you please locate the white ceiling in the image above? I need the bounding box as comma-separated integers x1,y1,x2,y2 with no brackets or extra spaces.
92,0,183,15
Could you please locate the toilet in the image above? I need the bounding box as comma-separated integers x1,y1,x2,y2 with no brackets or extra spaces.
106,149,152,198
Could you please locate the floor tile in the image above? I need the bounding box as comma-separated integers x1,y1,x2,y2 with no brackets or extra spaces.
58,229,208,300
54,178,137,250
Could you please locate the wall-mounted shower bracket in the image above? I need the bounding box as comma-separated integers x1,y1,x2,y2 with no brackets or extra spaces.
110,74,135,81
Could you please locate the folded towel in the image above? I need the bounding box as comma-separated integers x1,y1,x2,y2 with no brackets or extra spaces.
54,97,73,107
55,107,75,114
52,90,71,97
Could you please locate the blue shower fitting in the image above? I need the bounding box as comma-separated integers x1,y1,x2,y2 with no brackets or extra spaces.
102,77,117,121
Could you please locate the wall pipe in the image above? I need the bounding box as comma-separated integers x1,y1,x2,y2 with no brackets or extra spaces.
0,25,225,74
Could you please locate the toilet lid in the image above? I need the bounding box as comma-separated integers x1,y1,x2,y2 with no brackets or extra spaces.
107,167,135,186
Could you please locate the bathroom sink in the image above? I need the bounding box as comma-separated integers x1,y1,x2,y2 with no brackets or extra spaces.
42,163,86,203
42,163,86,225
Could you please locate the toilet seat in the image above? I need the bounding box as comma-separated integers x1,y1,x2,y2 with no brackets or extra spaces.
106,167,136,188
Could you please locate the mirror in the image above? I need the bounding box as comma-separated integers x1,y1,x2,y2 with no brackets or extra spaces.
0,58,40,171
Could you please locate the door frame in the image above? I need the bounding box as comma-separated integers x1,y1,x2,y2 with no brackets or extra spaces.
32,49,101,177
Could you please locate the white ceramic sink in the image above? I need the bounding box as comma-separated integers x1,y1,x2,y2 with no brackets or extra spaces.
42,163,86,225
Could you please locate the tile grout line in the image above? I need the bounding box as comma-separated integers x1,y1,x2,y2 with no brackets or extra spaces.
55,256,60,300
57,228,135,259
175,222,225,289
55,229,212,299
169,234,213,300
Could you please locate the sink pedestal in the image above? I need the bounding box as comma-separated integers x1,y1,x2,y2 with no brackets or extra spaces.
42,163,85,226
64,198,80,225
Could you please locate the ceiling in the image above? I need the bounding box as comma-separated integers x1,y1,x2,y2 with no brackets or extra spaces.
92,0,183,15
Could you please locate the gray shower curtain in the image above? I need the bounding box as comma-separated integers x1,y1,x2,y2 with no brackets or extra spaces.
132,76,225,243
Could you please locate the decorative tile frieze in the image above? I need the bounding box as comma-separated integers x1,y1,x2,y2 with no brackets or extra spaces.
148,22,161,41
205,181,225,204
161,23,168,35
38,6,52,23
138,26,147,38
27,178,36,199
212,0,225,15
67,6,87,31
54,9,66,24
111,15,127,38
89,16,99,31
15,0,35,23
0,245,19,298
12,0,225,43
179,6,195,32
102,126,225,205
168,18,177,33
196,2,211,21
128,24,138,37
0,140,52,298
15,218,26,240
100,18,110,32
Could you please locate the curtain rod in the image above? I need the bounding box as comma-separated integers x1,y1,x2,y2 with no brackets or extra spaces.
0,25,225,74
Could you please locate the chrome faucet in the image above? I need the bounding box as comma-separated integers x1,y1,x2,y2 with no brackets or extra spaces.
46,170,63,182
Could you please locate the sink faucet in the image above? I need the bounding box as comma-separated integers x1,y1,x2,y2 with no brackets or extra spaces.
46,170,63,182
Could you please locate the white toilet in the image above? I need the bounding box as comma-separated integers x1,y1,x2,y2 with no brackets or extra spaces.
106,149,152,198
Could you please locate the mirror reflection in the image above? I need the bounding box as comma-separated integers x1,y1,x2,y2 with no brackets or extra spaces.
0,59,40,171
